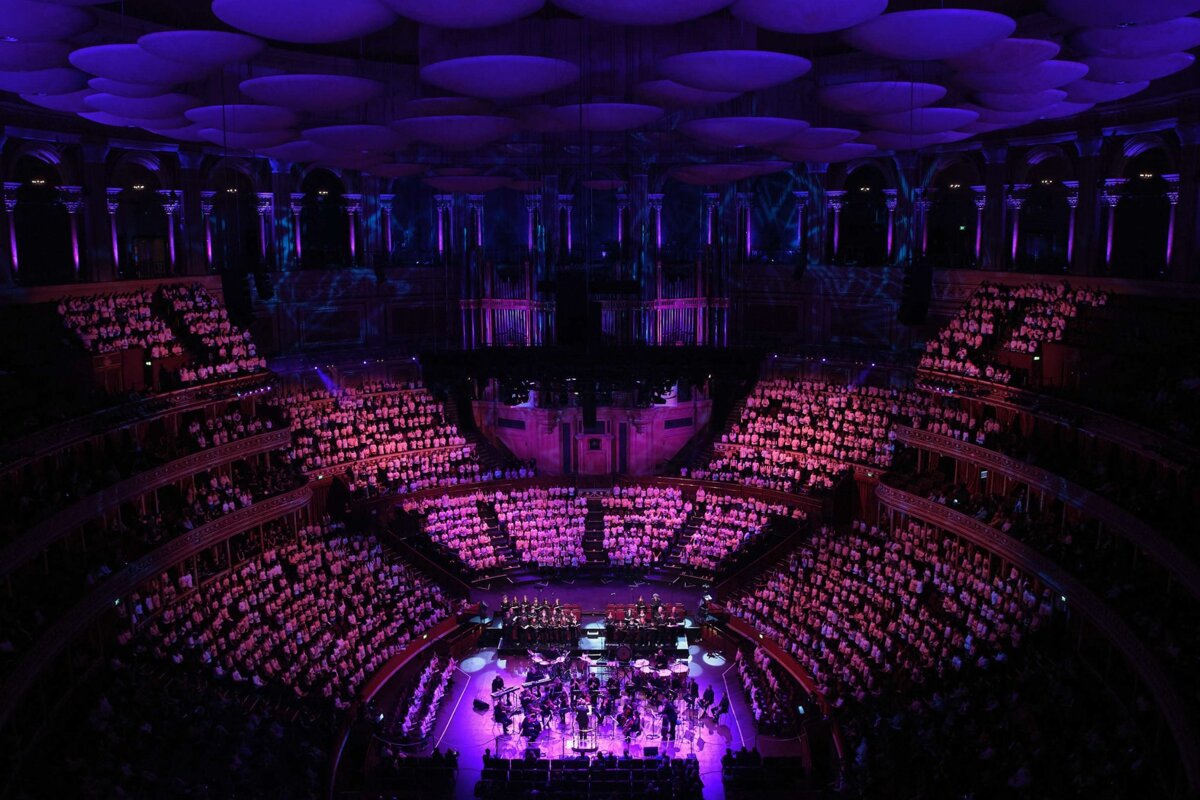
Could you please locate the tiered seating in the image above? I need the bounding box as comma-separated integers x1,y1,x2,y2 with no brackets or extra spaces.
402,492,502,574
272,384,466,472
1,460,302,676
679,491,801,575
159,284,266,382
132,521,450,709
919,281,1108,384
728,520,1143,798
345,447,485,498
600,485,688,568
735,646,800,736
56,289,181,357
692,380,918,492
494,487,586,569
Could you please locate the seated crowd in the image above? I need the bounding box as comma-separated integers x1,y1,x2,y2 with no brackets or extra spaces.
56,284,266,385
128,519,451,710
730,519,1144,797
0,459,303,677
344,446,486,498
601,485,688,569
679,490,801,575
402,492,503,575
919,281,1108,384
891,468,1200,723
495,486,587,569
57,289,181,357
272,385,466,472
734,646,801,737
1,403,281,538
159,284,266,383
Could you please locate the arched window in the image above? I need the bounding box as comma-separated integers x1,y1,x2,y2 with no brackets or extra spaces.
1016,159,1070,273
299,169,348,270
112,165,167,280
838,165,887,266
926,164,977,270
210,169,258,272
1113,149,1171,279
11,157,72,285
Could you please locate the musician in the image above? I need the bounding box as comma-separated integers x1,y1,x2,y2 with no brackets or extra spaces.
652,648,668,669
699,685,715,713
686,678,700,706
494,705,513,735
710,692,730,722
618,705,641,743
521,715,542,741
575,705,590,735
499,595,511,621
661,697,678,742
492,675,505,694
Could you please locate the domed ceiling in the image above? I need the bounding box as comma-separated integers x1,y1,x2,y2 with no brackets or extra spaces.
1,0,1197,184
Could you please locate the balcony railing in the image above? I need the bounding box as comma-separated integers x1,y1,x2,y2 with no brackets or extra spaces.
0,484,312,732
0,428,292,577
892,425,1200,598
875,481,1200,793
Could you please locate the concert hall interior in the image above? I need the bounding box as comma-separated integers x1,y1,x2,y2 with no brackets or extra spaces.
3,2,1200,800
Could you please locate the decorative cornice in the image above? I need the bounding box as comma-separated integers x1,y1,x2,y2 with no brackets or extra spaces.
0,485,312,734
875,481,1200,791
0,428,291,577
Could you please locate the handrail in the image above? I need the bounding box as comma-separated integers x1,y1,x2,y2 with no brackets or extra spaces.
874,481,1200,792
0,428,292,577
893,425,1200,599
326,617,465,800
0,373,274,471
0,485,312,732
723,617,846,766
915,368,1200,471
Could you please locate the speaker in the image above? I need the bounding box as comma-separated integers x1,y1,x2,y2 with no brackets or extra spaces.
643,746,659,757
473,698,490,712
897,258,932,326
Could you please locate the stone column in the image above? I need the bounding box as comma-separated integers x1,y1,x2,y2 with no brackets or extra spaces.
882,189,897,261
157,190,181,272
792,190,808,251
106,188,121,276
200,191,215,270
1060,181,1078,265
647,192,663,260
270,164,293,270
1101,178,1126,271
3,182,19,280
970,186,986,264
256,192,273,263
61,186,83,277
825,190,845,259
805,164,828,266
559,193,574,257
1163,173,1180,273
1174,124,1200,282
1007,185,1028,264
290,193,304,266
344,193,361,266
435,193,454,263
380,193,395,262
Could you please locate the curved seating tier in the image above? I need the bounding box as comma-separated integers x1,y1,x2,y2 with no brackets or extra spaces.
0,485,312,731
0,427,291,577
874,481,1200,792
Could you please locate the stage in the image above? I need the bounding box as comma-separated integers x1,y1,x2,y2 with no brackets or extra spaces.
412,641,805,800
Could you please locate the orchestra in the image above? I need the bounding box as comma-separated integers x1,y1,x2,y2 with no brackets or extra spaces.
487,651,704,752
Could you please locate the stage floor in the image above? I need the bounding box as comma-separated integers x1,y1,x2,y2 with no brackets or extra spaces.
424,641,804,800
